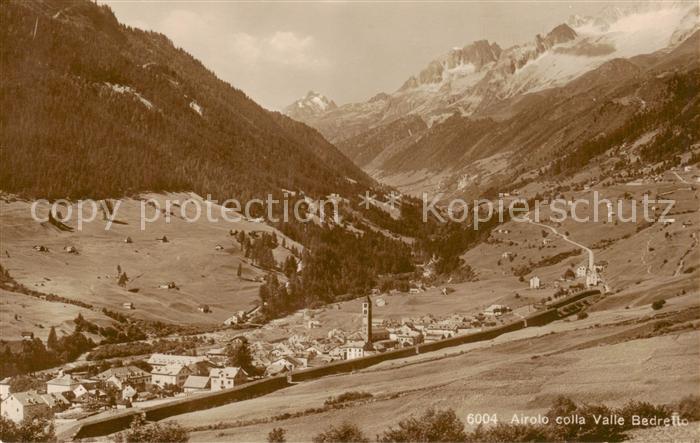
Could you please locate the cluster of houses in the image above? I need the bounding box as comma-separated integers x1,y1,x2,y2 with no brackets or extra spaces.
245,298,514,364
0,353,253,423
1,372,107,423
0,297,519,424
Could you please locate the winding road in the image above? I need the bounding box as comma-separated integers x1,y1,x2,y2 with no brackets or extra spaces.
523,213,595,271
673,170,690,184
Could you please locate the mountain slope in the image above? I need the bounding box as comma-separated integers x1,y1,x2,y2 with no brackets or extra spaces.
336,115,427,169
373,31,699,197
0,0,371,201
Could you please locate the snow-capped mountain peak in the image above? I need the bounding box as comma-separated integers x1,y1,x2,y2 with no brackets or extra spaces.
284,91,337,119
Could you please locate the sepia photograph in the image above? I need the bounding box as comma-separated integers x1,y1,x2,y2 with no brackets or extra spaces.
0,0,699,441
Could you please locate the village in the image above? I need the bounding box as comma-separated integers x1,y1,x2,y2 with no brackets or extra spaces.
0,180,636,428
0,270,594,427
0,284,540,425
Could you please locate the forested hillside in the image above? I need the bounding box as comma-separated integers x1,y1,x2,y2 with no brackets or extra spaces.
0,0,371,201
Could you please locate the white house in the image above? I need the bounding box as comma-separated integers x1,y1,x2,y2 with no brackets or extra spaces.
529,276,541,289
576,266,588,278
341,341,368,360
46,373,80,394
209,367,247,391
223,311,246,326
183,375,212,393
151,364,192,387
0,377,10,401
1,392,50,423
72,384,89,398
122,385,138,401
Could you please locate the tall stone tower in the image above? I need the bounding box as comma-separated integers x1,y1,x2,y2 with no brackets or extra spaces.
362,295,372,344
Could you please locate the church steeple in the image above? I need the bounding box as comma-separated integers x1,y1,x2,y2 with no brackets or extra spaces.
362,295,372,344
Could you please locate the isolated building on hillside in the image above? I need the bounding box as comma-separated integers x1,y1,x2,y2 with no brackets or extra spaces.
529,276,541,289
223,311,247,326
209,367,248,391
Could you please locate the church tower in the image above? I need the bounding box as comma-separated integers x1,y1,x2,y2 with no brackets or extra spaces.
362,296,372,343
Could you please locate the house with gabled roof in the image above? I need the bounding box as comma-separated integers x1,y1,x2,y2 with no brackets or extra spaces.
264,356,306,376
2,391,48,422
183,375,212,393
209,367,248,391
151,364,192,387
46,373,81,394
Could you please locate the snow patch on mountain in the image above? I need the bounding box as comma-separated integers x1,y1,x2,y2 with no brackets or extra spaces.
104,82,154,110
189,101,203,116
572,4,695,58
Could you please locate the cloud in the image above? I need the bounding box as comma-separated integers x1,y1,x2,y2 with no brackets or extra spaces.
157,10,326,70
232,31,326,69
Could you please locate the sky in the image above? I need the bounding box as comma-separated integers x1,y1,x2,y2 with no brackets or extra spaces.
103,1,628,111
